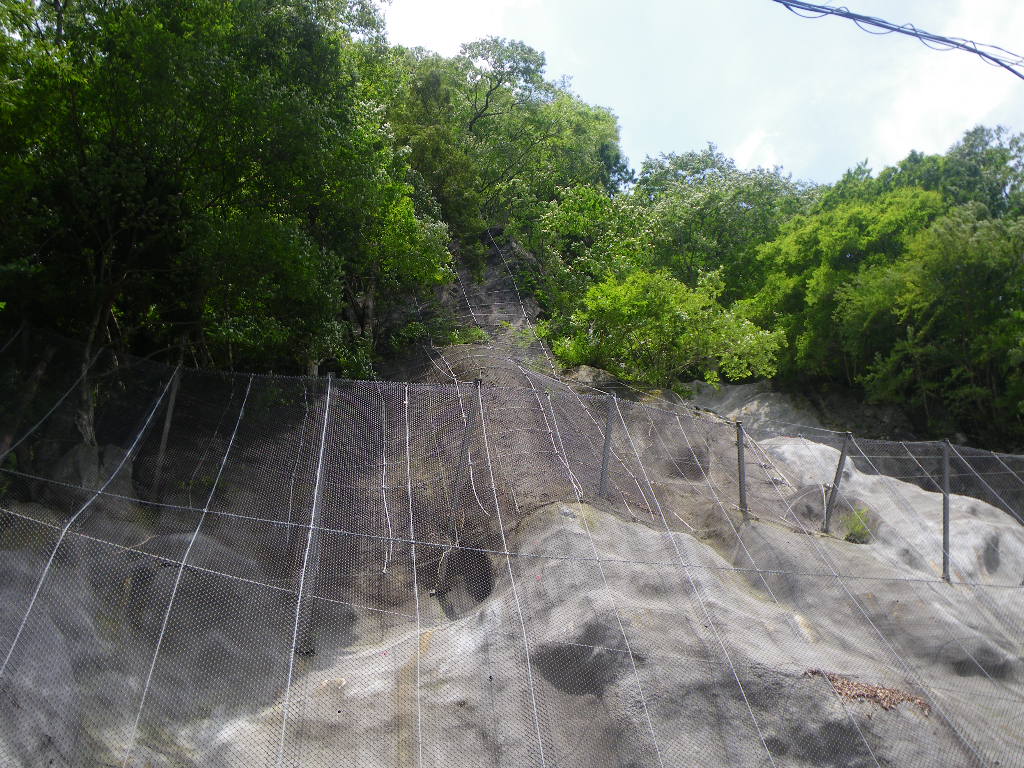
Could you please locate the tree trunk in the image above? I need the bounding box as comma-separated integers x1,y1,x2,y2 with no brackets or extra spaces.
0,345,56,463
53,0,65,42
76,300,112,447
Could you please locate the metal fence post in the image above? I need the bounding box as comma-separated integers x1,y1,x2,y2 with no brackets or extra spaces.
296,372,332,655
151,363,182,495
942,439,951,583
598,393,615,498
736,421,749,520
453,379,481,507
824,432,852,533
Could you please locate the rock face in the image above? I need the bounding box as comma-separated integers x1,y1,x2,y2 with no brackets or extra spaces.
2,244,1021,767
687,380,916,440
8,492,1013,766
0,555,88,768
192,499,1022,768
688,380,825,434
764,437,1024,586
32,442,141,538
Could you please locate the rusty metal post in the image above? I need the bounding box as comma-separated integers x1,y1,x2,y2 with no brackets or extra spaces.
737,421,748,520
942,439,951,582
598,393,615,498
824,433,852,533
151,364,182,495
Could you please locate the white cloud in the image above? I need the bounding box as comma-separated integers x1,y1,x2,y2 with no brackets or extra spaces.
732,129,781,171
379,0,1024,182
382,0,542,55
866,0,1024,167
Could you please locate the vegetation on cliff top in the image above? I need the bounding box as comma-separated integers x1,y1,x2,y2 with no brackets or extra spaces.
1,1,1021,447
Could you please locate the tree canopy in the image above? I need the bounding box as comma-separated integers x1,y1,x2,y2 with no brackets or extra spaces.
0,4,623,377
518,128,1024,448
2,1,1022,449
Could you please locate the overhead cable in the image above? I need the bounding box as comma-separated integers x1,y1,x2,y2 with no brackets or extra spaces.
771,0,1024,81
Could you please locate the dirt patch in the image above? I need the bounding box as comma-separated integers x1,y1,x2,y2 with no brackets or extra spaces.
806,669,930,714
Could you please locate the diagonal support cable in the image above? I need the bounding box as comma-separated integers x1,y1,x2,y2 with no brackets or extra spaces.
121,374,254,767
0,366,179,678
276,375,332,768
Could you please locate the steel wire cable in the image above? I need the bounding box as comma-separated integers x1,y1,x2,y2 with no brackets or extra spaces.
0,367,178,679
476,382,549,767
773,0,1024,81
772,438,1024,694
122,375,254,767
846,436,1024,636
0,326,22,355
0,347,105,467
276,377,332,768
746,437,992,766
949,442,1023,523
612,398,780,767
538,388,666,767
662,411,881,766
4,314,1024,765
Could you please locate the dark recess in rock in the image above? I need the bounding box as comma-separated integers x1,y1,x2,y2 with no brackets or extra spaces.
532,621,635,697
437,546,495,619
983,533,1000,573
951,645,1014,680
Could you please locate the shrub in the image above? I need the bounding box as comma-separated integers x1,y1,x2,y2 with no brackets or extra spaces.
843,508,872,544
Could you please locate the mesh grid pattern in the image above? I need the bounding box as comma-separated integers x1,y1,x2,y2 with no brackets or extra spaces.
2,244,1023,767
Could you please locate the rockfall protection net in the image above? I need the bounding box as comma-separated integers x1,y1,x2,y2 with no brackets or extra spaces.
1,243,1023,767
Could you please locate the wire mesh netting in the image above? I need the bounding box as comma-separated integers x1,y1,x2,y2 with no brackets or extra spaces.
1,243,1023,767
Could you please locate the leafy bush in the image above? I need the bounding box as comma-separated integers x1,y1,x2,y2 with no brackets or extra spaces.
548,269,781,388
390,321,429,349
447,326,489,345
843,508,872,544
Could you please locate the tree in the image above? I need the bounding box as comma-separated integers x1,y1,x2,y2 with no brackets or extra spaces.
0,0,450,388
856,204,1024,443
388,38,630,241
548,269,782,388
874,127,1024,216
523,185,653,322
460,37,546,134
745,187,944,380
638,148,814,298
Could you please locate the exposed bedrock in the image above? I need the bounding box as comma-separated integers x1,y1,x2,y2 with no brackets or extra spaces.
2,428,1022,766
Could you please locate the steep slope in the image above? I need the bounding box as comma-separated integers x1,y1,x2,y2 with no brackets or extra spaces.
0,241,1022,767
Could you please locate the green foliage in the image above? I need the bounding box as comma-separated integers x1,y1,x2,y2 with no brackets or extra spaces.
843,508,872,544
855,204,1024,442
0,0,451,375
524,185,652,320
1,2,1021,449
514,149,810,395
521,125,1024,447
388,38,629,241
639,147,815,300
389,317,487,349
447,326,489,345
499,321,539,350
390,321,429,349
874,127,1024,216
745,187,945,379
549,270,781,388
741,126,1024,447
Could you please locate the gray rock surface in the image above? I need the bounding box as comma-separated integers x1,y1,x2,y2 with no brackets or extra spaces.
193,499,1018,767
0,555,87,768
2,242,1020,767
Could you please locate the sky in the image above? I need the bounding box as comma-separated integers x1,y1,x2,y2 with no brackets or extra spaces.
381,0,1024,184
